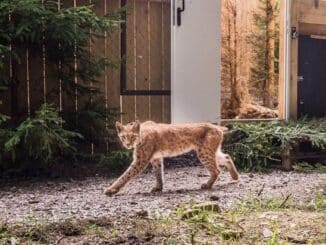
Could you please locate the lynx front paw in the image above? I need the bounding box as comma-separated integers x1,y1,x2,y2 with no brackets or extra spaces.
200,183,212,190
104,187,119,196
150,186,163,193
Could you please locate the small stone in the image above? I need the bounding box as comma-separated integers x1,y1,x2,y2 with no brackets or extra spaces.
127,234,138,241
58,186,67,191
286,236,308,244
28,199,39,204
262,227,273,238
198,174,209,177
10,237,19,245
249,173,254,178
135,209,148,218
210,195,220,201
259,213,267,219
269,215,279,220
176,189,186,194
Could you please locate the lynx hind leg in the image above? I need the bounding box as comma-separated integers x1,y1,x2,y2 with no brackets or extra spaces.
216,150,239,180
197,148,220,189
151,158,164,193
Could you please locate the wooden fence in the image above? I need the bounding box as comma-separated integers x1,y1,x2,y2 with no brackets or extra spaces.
0,0,171,124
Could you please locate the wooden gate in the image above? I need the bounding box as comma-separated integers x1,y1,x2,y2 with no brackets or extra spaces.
121,0,171,123
0,0,171,124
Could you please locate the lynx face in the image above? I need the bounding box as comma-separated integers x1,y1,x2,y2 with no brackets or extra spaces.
116,121,140,149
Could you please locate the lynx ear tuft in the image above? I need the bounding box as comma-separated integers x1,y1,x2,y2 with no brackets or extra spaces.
133,120,140,133
115,121,124,133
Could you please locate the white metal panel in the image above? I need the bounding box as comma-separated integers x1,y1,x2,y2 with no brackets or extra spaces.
171,0,221,123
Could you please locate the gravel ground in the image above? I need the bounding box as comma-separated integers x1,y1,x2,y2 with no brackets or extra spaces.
0,166,325,224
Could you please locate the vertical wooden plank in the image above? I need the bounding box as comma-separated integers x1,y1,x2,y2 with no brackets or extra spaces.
77,0,93,110
28,0,47,113
29,51,44,113
0,93,11,116
12,48,28,122
46,40,61,109
147,0,152,120
135,0,150,122
91,0,107,153
107,0,124,121
49,0,63,112
91,2,104,96
61,0,76,113
122,0,136,123
0,89,11,117
163,0,171,123
0,16,12,117
278,0,285,119
26,49,31,116
42,22,47,105
0,52,12,117
73,0,78,113
290,0,299,119
149,1,163,122
79,0,94,154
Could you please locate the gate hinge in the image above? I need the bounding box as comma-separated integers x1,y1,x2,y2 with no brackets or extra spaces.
292,27,298,39
298,76,304,82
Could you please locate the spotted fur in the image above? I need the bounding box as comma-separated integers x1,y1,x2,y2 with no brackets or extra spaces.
104,121,239,195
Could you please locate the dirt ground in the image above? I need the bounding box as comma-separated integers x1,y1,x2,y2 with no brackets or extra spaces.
0,166,325,225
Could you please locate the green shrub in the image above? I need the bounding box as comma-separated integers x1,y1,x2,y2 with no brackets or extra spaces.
0,0,122,92
96,149,132,174
0,0,125,175
223,119,326,171
0,0,122,151
4,104,82,164
64,99,120,146
100,149,132,164
292,162,326,174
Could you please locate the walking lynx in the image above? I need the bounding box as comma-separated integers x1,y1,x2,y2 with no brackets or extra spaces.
104,121,239,195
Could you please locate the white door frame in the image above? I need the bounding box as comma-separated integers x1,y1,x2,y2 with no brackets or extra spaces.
171,0,221,124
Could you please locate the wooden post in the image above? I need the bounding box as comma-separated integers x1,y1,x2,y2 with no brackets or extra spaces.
278,0,285,119
282,148,293,171
289,0,299,119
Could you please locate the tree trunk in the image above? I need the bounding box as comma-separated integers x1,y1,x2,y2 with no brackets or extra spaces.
221,0,252,118
230,2,241,111
264,0,276,108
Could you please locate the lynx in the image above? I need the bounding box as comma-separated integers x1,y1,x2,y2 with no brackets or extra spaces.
104,121,239,195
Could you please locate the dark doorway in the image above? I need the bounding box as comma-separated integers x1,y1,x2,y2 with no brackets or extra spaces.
298,35,326,118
